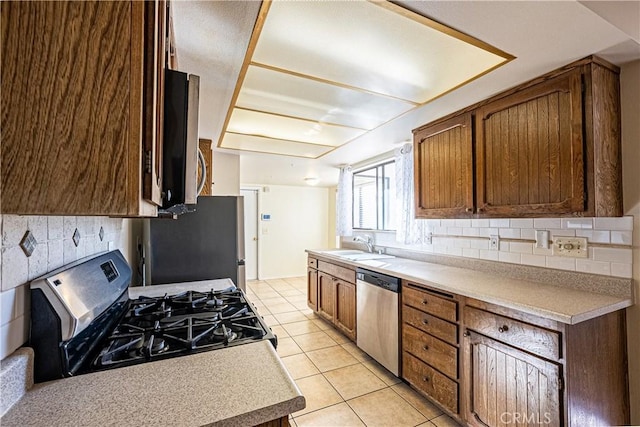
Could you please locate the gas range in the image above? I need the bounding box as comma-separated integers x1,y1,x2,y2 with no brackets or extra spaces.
93,289,276,370
30,251,275,383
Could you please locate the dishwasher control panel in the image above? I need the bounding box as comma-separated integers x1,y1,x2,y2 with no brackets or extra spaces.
356,268,400,293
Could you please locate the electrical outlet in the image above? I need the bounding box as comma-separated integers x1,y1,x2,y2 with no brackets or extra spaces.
489,235,500,251
425,231,433,245
553,237,588,258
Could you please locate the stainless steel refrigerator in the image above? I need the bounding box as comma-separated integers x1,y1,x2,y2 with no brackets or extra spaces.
143,196,246,290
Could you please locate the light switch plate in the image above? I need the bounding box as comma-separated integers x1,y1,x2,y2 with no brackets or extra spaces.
535,230,550,249
553,237,588,258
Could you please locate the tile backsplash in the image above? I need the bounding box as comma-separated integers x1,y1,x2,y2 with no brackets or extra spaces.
348,216,634,279
0,214,127,360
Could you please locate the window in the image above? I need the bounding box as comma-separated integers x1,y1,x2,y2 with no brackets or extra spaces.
352,161,396,230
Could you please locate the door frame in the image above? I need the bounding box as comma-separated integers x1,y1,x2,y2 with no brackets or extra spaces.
240,186,261,280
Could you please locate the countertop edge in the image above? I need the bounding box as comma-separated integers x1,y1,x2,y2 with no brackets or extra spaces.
1,334,305,426
306,249,633,325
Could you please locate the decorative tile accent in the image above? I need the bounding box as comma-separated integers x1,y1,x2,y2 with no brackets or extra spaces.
72,228,81,247
1,214,129,361
19,231,37,257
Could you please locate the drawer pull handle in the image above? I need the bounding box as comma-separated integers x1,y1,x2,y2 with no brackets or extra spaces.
422,376,430,382
422,319,429,325
498,325,509,333
421,300,428,305
423,345,429,351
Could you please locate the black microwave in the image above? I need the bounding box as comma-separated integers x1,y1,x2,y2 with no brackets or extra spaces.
162,69,201,214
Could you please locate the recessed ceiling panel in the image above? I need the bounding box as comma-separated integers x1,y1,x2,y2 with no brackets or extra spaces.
252,1,511,104
222,133,333,158
218,0,513,158
226,108,366,147
237,65,417,129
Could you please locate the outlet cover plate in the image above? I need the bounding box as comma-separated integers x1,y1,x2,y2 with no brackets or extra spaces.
489,235,500,251
535,230,550,249
553,237,588,258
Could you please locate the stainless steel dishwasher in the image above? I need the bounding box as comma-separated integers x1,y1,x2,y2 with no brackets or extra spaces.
356,268,400,376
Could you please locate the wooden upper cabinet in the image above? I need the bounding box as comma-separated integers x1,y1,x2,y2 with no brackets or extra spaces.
142,0,167,208
414,113,474,218
475,69,584,216
1,1,165,216
413,56,622,218
198,139,213,196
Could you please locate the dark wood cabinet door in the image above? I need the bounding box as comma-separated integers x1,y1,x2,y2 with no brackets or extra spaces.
317,272,335,322
475,69,584,216
142,0,166,206
2,1,133,214
414,113,474,218
307,268,318,311
464,331,562,427
334,279,356,340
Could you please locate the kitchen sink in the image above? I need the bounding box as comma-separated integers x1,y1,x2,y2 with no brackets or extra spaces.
337,253,395,261
317,249,364,256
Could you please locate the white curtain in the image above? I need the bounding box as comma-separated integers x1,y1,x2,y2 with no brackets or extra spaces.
395,143,424,244
336,165,353,237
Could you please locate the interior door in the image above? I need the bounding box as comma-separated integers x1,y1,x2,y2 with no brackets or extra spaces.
241,189,259,280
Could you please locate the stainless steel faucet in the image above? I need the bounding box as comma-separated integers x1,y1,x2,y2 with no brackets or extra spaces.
353,235,374,253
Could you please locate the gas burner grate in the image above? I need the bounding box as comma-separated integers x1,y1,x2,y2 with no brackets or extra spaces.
91,289,274,371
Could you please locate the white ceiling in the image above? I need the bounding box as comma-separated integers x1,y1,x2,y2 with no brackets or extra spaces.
172,0,640,188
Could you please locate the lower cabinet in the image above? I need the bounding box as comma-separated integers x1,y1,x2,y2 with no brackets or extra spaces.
462,299,629,427
317,271,335,322
400,284,629,427
464,331,561,427
307,267,318,311
334,279,356,340
401,282,461,415
307,254,629,426
307,255,356,341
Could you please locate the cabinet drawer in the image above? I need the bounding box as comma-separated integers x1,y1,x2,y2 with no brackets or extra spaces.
308,257,318,269
403,323,458,379
403,352,458,414
464,306,560,360
317,260,355,283
404,305,458,345
403,285,457,322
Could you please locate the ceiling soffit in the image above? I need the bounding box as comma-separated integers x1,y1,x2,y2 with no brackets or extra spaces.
218,0,514,159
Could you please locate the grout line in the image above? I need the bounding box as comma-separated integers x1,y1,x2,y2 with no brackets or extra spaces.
260,282,462,427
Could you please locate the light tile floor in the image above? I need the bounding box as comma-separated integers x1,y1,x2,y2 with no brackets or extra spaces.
247,278,462,427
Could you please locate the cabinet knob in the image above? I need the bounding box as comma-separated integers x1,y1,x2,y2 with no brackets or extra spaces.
477,207,484,213
423,345,429,351
465,207,473,213
421,300,428,305
498,325,509,333
463,331,470,337
422,319,429,325
422,376,430,382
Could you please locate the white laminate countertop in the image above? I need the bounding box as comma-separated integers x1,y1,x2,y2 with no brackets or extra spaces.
307,249,633,325
2,279,305,427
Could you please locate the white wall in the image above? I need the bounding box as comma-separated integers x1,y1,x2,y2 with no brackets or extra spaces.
212,151,240,196
249,184,329,279
0,215,133,360
620,59,640,425
328,186,338,248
